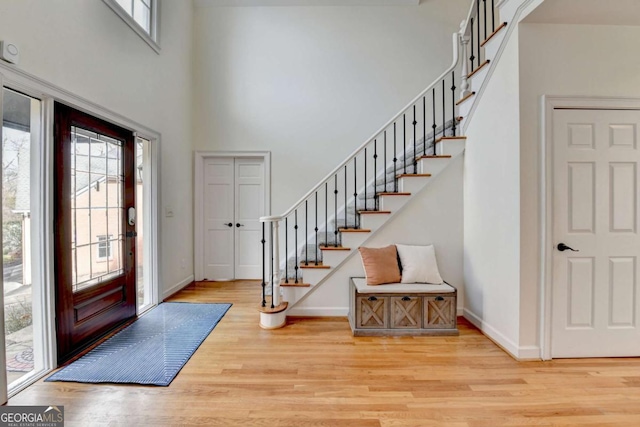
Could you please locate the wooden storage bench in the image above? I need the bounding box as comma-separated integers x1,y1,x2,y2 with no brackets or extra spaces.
348,277,458,336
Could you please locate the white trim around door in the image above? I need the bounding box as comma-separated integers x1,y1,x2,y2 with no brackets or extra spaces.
540,96,640,360
194,151,271,281
0,61,162,398
0,74,7,404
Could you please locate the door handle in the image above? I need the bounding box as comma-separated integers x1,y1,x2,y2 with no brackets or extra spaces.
557,243,579,252
236,223,244,227
128,207,136,226
225,223,233,227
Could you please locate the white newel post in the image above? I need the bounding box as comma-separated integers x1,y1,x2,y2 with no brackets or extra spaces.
459,20,471,99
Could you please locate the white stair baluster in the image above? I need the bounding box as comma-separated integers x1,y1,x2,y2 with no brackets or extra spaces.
460,20,471,99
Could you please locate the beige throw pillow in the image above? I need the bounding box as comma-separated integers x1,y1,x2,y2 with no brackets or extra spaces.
358,245,401,285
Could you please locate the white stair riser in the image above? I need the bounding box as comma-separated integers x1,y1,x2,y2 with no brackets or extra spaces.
419,158,450,176
457,116,467,129
282,286,308,303
321,250,351,267
498,1,519,29
469,65,490,93
399,176,430,194
457,77,485,120
299,268,330,285
340,232,370,249
360,214,389,230
458,99,474,121
379,195,410,211
483,30,507,60
358,199,377,212
437,140,465,156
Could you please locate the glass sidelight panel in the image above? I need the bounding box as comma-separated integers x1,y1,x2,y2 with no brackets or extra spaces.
70,127,125,292
2,88,43,390
136,136,151,312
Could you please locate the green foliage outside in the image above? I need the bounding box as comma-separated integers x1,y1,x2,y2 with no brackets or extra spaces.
5,298,32,335
3,220,22,260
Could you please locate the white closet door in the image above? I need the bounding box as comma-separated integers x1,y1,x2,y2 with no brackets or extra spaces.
202,156,265,280
552,109,640,357
234,158,265,279
203,158,234,280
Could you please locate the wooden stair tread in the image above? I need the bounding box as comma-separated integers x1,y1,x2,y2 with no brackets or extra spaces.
339,228,371,233
467,59,490,79
417,155,452,160
377,192,411,196
435,135,467,144
397,173,431,178
258,301,288,314
481,22,507,47
280,281,311,287
300,262,331,269
358,210,391,214
319,245,351,251
456,92,476,106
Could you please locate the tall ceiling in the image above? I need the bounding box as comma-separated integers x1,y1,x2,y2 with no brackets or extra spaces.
524,0,640,26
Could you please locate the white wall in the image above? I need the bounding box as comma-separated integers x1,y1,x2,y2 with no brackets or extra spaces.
0,0,195,294
462,26,522,357
192,0,469,215
289,153,464,316
518,23,640,348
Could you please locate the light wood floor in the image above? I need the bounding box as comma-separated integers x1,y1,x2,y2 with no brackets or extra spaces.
9,280,640,426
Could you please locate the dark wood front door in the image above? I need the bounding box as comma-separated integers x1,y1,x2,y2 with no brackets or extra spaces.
54,102,137,363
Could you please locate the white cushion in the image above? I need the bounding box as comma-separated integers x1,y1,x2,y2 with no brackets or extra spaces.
351,278,454,294
396,244,443,284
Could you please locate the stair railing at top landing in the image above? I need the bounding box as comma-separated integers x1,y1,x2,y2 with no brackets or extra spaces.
259,0,501,309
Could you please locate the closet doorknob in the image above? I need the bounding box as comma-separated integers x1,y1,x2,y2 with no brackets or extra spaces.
557,243,579,252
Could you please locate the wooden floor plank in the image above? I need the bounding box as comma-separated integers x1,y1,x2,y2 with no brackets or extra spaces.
8,280,640,426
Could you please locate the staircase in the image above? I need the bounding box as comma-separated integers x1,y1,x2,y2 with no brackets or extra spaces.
259,0,512,329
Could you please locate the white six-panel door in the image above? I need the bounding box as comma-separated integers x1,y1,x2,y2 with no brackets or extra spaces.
234,158,265,279
204,158,235,280
203,157,265,280
552,109,640,357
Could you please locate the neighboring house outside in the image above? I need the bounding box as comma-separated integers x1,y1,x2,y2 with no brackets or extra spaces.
13,133,143,289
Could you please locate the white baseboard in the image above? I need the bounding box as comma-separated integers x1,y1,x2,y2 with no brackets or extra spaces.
162,275,194,300
517,345,542,361
457,307,464,316
463,308,540,360
286,307,348,317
